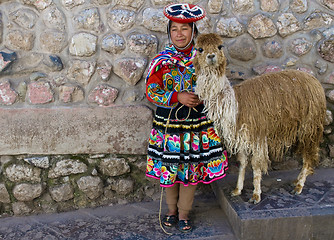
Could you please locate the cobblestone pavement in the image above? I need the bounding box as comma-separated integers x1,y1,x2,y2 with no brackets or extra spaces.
0,191,237,240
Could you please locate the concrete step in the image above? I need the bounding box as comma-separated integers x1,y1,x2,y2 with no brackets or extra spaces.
0,191,237,240
212,168,334,240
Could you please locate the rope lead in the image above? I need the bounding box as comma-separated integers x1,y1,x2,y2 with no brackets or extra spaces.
159,187,173,235
158,103,197,235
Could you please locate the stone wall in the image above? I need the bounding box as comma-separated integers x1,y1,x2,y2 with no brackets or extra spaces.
0,154,159,216
0,0,333,216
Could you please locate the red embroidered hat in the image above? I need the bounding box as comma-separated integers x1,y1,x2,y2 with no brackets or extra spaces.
163,3,206,23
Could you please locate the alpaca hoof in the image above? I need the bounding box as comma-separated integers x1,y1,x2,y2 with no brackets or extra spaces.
248,194,260,204
291,180,298,187
231,189,241,197
291,185,303,195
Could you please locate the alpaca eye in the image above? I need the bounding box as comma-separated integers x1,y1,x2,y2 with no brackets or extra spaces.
197,48,203,53
218,45,224,50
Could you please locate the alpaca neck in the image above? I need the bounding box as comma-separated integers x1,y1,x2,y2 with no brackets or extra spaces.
195,71,238,152
196,70,230,99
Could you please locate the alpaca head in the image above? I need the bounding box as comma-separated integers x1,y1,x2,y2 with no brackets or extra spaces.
193,33,227,76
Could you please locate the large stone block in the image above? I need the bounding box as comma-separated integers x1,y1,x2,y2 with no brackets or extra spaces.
5,164,41,182
69,32,97,57
0,183,10,203
12,202,31,215
0,80,18,105
67,59,96,86
88,84,118,106
74,7,101,32
107,9,135,31
9,9,38,30
113,57,147,86
77,176,103,199
108,178,134,195
13,183,43,201
5,30,35,51
49,183,74,202
99,157,130,177
48,159,87,178
247,14,277,39
0,106,152,155
213,169,334,240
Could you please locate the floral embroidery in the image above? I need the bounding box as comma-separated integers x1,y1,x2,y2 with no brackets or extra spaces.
149,129,156,145
208,127,220,146
189,164,198,182
147,157,154,173
167,135,180,152
146,155,228,186
166,75,174,91
160,166,170,182
195,162,207,180
163,134,170,151
169,165,178,183
146,114,228,186
157,131,164,147
191,133,199,151
153,161,162,177
183,133,190,152
207,159,225,178
202,131,209,150
149,129,164,146
147,83,177,108
169,173,177,183
177,164,187,182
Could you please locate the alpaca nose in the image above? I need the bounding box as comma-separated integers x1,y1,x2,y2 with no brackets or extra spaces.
206,54,216,65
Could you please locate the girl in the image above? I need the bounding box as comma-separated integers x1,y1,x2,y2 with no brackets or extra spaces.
145,3,228,233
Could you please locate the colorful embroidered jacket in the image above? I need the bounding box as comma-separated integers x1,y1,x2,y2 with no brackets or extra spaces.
146,44,197,109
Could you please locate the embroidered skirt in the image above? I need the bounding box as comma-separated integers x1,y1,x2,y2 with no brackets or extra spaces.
146,104,228,187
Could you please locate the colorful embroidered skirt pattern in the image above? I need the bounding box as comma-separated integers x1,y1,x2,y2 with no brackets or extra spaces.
146,104,228,187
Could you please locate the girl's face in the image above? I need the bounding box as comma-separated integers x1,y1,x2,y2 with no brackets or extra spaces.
170,22,193,49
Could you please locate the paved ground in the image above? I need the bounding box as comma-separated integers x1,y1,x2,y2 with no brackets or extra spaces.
0,191,237,240
2,168,333,240
220,168,334,219
213,167,334,240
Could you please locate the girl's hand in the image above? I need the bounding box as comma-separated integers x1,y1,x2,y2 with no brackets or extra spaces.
177,92,201,108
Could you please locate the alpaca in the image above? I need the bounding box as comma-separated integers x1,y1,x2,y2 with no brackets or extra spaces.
193,33,326,204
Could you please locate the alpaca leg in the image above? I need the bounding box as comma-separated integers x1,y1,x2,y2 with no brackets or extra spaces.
292,159,315,195
292,147,318,195
292,164,313,195
248,168,262,204
249,164,262,204
248,147,267,204
231,151,248,197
